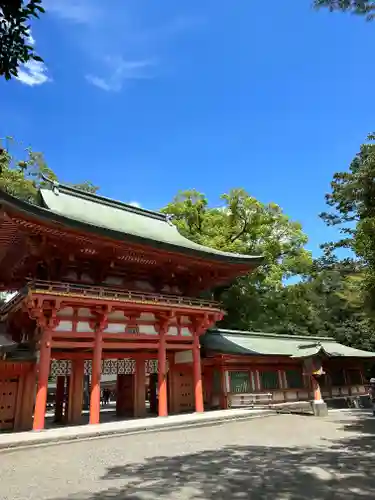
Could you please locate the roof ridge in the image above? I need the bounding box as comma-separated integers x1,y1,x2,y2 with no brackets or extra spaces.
212,328,336,342
41,177,168,223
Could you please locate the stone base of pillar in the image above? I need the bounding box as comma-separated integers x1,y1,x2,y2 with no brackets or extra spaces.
311,401,328,417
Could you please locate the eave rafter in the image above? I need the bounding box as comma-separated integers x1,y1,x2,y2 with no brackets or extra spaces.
0,212,254,291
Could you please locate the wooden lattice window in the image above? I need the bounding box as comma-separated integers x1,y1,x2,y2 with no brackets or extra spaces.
126,326,139,335
259,370,279,390
346,369,362,385
285,369,304,389
229,371,252,393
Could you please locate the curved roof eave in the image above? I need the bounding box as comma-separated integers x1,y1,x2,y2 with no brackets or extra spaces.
203,330,375,358
0,188,264,266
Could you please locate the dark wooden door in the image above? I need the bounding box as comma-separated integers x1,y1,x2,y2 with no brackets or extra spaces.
0,377,19,431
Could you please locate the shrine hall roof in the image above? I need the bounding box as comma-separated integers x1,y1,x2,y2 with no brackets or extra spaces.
201,329,375,359
0,183,263,264
0,333,17,354
0,323,35,360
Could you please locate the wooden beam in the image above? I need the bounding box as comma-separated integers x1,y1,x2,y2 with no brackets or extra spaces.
51,341,94,349
32,293,222,316
53,331,193,342
51,351,160,360
166,343,193,350
102,342,161,350
53,332,93,339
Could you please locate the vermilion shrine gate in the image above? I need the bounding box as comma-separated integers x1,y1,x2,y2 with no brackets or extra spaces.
0,182,262,431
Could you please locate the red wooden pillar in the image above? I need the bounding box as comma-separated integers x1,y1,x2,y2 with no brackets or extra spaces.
68,359,85,425
54,376,65,423
116,374,125,417
134,359,146,418
33,328,52,431
19,365,36,430
158,323,168,417
168,357,176,414
90,315,106,425
193,333,204,413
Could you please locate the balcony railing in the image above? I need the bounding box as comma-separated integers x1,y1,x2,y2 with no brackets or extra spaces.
1,280,222,312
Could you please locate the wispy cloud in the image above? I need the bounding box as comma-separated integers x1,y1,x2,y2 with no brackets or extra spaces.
17,60,50,86
16,34,50,87
44,0,99,24
47,0,202,92
85,57,156,92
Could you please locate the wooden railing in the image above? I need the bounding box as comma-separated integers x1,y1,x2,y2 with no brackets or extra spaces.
228,393,273,408
1,280,222,312
0,288,27,315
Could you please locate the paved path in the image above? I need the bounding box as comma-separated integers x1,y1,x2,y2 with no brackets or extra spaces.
0,408,270,450
1,410,374,500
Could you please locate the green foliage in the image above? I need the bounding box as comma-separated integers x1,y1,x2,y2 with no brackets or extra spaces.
163,188,312,285
0,0,45,80
162,188,313,330
321,133,375,314
163,188,375,351
68,181,99,194
314,0,375,19
0,137,99,201
0,137,56,202
315,133,375,349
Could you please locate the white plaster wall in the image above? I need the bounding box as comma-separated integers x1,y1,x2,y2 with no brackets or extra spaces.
175,350,193,364
140,312,155,321
55,320,73,331
78,308,93,317
76,321,93,332
138,324,158,335
108,310,125,320
167,326,178,336
57,307,74,317
104,324,126,333
135,281,155,291
180,316,191,325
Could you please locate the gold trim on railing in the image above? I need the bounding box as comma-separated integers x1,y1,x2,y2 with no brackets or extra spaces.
1,280,222,311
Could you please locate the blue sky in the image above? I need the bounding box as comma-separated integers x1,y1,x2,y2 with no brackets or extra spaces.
1,0,374,257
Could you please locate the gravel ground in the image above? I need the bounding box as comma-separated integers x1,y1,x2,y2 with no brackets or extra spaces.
0,411,374,500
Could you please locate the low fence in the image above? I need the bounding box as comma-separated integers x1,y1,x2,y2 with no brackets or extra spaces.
227,392,273,408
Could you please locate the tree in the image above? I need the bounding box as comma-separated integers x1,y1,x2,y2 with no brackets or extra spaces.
0,1,45,80
259,253,375,350
314,0,375,19
162,188,312,330
321,132,375,313
0,137,99,201
68,181,99,194
162,188,375,350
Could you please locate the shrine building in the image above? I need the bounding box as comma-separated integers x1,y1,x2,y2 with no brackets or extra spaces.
201,329,375,411
0,182,262,432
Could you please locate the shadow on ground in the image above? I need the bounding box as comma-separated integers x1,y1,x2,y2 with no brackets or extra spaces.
54,413,375,500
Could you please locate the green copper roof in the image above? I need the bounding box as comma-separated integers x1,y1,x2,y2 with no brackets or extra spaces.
201,329,375,358
0,183,263,264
